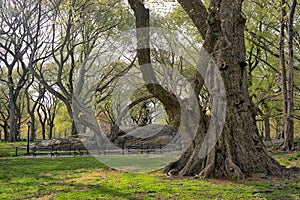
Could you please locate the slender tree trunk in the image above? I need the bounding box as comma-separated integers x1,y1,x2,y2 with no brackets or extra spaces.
3,122,9,141
283,0,296,150
25,91,36,141
48,109,55,139
63,101,77,136
279,0,288,139
70,121,77,136
8,88,16,142
30,121,36,141
8,66,17,142
49,124,54,139
264,115,271,141
26,82,44,141
16,113,22,141
275,118,283,139
41,123,46,140
37,104,46,140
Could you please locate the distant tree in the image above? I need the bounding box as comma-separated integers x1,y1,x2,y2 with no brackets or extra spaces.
0,83,9,140
283,0,297,150
37,92,59,140
243,0,299,142
0,0,50,141
279,0,288,139
25,76,44,141
31,0,124,135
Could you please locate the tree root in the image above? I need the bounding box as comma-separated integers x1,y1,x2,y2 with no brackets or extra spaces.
279,143,294,151
284,166,300,179
225,156,245,180
162,161,178,176
199,148,216,178
199,163,215,178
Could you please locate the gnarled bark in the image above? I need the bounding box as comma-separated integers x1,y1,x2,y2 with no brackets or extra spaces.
129,0,286,179
163,0,285,179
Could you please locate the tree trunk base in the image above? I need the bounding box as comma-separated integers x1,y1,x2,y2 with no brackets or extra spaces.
163,128,287,180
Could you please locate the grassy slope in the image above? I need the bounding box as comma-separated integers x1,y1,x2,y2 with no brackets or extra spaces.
0,154,299,200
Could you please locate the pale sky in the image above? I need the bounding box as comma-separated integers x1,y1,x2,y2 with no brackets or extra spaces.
122,0,179,16
144,0,178,12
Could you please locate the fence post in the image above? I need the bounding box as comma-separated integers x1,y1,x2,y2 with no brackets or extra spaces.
33,146,36,157
15,147,18,156
51,145,54,157
97,147,100,156
160,144,163,154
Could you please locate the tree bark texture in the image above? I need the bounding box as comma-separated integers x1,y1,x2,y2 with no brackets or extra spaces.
264,115,271,141
279,0,288,139
283,0,297,150
129,0,286,178
128,0,181,128
164,0,285,178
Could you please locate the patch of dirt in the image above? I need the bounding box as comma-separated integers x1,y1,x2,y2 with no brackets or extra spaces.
70,168,119,184
34,194,55,200
206,178,238,185
158,173,239,185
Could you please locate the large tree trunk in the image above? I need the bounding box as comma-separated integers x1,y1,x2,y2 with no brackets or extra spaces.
128,0,286,179
162,0,285,178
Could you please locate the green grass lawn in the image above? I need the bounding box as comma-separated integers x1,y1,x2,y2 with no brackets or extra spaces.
0,141,27,157
0,154,299,200
94,154,180,172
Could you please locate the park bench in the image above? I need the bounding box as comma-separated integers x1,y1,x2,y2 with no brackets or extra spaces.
54,145,89,156
126,144,159,154
32,145,89,157
32,146,55,157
